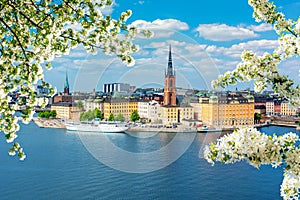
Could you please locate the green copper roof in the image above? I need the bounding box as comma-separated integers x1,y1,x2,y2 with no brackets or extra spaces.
64,72,69,89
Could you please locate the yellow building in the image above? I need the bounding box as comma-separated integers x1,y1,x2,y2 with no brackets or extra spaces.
51,103,82,121
178,106,194,122
200,93,254,128
281,100,297,116
159,106,179,125
103,99,138,121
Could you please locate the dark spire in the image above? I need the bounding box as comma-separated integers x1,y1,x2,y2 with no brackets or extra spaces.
63,71,70,95
166,45,174,76
64,71,69,89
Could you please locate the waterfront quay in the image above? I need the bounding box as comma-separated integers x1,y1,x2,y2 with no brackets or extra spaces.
33,118,66,129
33,117,300,133
127,125,197,133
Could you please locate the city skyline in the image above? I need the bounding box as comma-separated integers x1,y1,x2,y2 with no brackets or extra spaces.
45,0,300,92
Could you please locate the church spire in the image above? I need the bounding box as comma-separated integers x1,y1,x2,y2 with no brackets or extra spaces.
166,45,174,76
64,71,69,89
163,44,177,106
64,71,70,95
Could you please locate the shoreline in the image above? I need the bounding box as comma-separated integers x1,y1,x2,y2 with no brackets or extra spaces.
33,118,300,132
33,118,66,129
126,126,197,133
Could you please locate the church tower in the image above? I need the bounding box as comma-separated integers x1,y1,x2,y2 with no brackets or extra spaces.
164,45,176,106
64,71,70,95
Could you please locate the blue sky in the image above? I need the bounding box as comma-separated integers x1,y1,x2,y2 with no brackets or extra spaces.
46,0,300,92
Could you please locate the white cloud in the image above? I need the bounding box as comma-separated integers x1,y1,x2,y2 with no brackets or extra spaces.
100,0,116,15
131,19,189,38
195,23,258,41
138,0,145,5
247,23,273,32
206,39,279,58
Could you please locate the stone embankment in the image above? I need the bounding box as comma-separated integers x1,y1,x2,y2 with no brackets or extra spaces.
33,118,66,129
127,126,197,133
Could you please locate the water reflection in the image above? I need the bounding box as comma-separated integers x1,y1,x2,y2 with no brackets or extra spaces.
76,131,196,173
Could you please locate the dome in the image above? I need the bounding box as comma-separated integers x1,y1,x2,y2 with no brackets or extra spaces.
87,97,94,102
94,98,102,103
246,93,254,100
209,92,218,100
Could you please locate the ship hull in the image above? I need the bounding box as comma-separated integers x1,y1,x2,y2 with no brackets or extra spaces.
66,123,129,133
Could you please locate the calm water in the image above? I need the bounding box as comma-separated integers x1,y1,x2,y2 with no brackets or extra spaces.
0,123,299,200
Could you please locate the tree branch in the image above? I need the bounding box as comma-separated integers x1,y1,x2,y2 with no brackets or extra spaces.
286,27,298,38
29,0,40,11
37,4,63,26
60,34,104,49
0,18,29,62
7,2,43,29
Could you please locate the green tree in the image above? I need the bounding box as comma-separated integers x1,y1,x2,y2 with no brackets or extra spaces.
254,113,262,124
130,110,140,122
94,108,103,120
76,100,84,109
38,111,45,118
80,110,94,121
79,112,86,121
116,113,125,122
50,110,57,118
0,1,151,159
44,112,51,118
108,113,115,121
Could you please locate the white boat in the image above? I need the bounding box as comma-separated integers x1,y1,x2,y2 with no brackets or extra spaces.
66,122,129,133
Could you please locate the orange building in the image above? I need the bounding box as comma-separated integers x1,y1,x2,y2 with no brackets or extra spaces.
200,92,254,128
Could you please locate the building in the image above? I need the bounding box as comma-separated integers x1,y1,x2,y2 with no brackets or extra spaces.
136,100,161,123
266,101,275,116
36,85,50,97
84,96,104,112
178,106,194,122
148,100,161,123
103,83,131,95
281,100,297,116
159,45,179,125
254,105,266,115
51,102,82,121
53,72,73,103
103,98,138,121
163,45,176,106
200,92,254,128
138,101,150,119
159,106,179,126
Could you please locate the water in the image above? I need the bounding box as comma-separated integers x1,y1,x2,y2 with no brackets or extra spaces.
0,123,298,200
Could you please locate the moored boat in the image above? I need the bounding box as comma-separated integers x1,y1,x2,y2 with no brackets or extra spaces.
66,122,129,133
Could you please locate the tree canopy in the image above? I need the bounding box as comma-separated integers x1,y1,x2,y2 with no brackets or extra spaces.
80,108,103,121
38,110,57,118
93,108,104,120
0,0,151,160
108,113,114,121
115,113,125,122
130,110,140,122
205,1,300,199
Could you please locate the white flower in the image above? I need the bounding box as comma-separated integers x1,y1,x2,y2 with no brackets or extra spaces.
8,151,16,156
19,154,26,161
6,134,18,143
